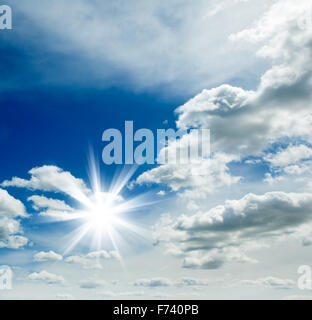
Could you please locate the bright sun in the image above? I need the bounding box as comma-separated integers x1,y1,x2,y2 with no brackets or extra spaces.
52,155,154,256
84,192,123,229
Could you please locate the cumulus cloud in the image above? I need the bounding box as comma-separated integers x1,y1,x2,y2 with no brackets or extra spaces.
27,194,74,219
154,191,312,269
65,250,120,269
179,0,312,155
0,189,29,249
1,165,89,201
33,250,63,262
265,145,312,168
137,152,241,197
136,0,312,199
28,195,73,212
28,270,65,284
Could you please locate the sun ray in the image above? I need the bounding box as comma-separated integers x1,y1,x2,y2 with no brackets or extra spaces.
51,151,158,263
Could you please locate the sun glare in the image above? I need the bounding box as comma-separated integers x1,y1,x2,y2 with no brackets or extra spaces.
49,153,157,258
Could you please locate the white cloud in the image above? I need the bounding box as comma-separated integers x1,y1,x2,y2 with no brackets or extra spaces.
137,152,241,198
177,0,312,156
134,278,172,287
176,277,210,287
154,191,312,269
28,270,65,284
11,0,269,95
136,0,312,203
157,190,166,196
0,189,29,249
34,251,63,262
265,145,312,167
1,165,89,201
0,188,27,219
65,250,120,269
241,276,295,289
28,195,73,212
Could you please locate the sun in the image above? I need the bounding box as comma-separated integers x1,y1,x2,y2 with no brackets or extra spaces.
82,191,124,229
52,153,156,257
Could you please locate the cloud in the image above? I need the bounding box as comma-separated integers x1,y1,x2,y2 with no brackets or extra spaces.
263,144,312,184
135,0,312,199
1,165,90,201
264,145,312,168
28,270,65,284
27,194,74,219
134,278,172,288
176,0,312,156
136,152,241,198
65,250,120,269
176,277,210,287
133,277,212,288
6,0,267,95
28,195,73,212
0,188,27,219
79,279,106,289
0,188,29,249
154,191,312,269
157,190,166,196
33,250,63,262
240,277,295,290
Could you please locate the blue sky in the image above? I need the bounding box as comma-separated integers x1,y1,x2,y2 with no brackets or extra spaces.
1,0,312,300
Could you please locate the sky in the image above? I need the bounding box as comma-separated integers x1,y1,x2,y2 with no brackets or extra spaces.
1,0,312,300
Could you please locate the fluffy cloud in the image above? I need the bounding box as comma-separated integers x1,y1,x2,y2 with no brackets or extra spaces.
0,189,28,249
1,166,89,201
136,0,312,199
137,152,241,197
28,270,65,284
27,195,74,219
176,0,312,156
0,189,27,219
33,251,63,262
28,195,73,211
154,191,312,269
265,145,312,168
65,250,120,269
